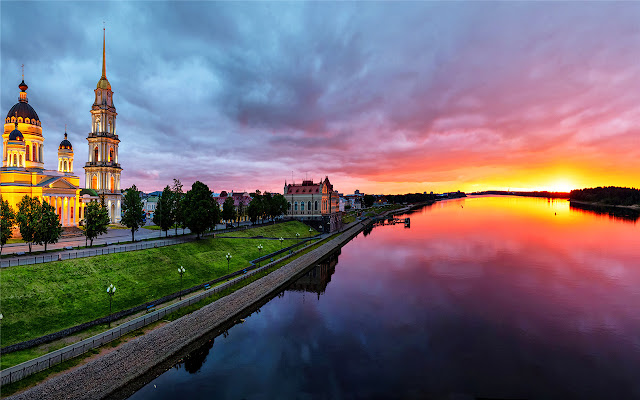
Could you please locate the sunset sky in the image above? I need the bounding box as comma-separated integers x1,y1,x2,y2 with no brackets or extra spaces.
2,2,639,194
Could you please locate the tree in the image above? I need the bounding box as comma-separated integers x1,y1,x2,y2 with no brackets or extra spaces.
153,186,174,236
16,195,42,253
363,194,375,208
247,194,261,224
183,181,219,238
34,202,62,252
171,179,184,235
222,197,235,224
236,200,245,227
121,185,145,242
83,200,110,246
0,198,16,256
271,194,289,219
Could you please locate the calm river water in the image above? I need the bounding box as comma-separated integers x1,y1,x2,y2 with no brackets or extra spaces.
128,196,640,399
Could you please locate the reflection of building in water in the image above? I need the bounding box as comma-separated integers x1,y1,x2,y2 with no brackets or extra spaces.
288,249,340,299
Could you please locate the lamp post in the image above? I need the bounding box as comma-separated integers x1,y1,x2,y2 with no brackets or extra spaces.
279,237,284,249
309,227,313,235
107,284,116,328
257,244,263,267
178,266,186,300
296,232,300,247
226,253,232,273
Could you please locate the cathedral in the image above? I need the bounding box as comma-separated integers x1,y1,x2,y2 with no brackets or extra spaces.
0,30,123,226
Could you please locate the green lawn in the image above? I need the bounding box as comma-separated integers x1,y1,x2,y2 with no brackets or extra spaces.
217,222,318,239
0,221,317,348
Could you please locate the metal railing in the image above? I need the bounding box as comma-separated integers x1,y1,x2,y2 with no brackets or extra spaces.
0,243,306,387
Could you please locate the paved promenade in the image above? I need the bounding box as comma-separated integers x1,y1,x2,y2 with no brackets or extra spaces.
5,220,367,400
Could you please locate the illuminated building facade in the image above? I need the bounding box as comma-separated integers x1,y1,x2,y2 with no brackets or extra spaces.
1,30,123,227
284,176,342,232
1,80,83,227
84,29,122,223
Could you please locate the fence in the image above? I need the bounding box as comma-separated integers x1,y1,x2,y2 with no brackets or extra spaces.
0,219,295,268
0,239,309,387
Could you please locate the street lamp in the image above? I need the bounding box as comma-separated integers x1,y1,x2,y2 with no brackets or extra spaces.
309,228,313,234
226,253,232,273
257,244,263,267
178,266,186,300
107,284,116,328
296,232,300,247
279,237,284,249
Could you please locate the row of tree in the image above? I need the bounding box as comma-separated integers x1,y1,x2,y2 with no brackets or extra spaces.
569,187,640,206
150,180,291,238
0,180,295,254
1,196,62,255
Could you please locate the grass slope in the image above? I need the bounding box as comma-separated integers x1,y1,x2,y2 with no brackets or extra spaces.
0,221,316,347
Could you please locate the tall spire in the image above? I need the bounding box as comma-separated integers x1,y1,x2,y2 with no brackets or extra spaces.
96,25,111,90
102,25,107,79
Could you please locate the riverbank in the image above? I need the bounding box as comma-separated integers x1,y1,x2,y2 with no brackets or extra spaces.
569,199,640,211
4,219,370,400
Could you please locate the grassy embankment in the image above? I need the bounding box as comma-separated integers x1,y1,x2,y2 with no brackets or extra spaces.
0,230,338,397
0,221,316,355
343,204,404,224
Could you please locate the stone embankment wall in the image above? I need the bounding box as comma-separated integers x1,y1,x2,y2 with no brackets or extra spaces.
5,220,369,400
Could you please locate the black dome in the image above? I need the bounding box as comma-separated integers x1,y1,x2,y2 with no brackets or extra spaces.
9,127,24,141
59,133,72,150
6,102,39,124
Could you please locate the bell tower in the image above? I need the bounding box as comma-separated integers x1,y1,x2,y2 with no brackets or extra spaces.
84,27,122,222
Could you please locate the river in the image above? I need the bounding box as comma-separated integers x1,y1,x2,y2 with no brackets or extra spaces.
127,196,640,399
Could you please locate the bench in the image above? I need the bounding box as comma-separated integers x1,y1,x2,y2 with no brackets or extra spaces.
146,304,156,313
204,284,211,290
242,269,247,274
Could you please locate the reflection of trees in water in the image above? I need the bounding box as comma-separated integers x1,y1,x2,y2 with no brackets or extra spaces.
174,338,215,374
363,224,374,237
570,202,639,223
287,249,340,300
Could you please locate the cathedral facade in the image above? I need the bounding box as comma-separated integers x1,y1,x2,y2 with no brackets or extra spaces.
0,31,123,226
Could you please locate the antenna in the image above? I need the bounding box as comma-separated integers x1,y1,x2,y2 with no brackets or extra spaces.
21,64,24,80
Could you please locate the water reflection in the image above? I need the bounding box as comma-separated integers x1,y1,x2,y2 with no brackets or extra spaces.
570,200,639,223
128,196,640,400
288,250,339,299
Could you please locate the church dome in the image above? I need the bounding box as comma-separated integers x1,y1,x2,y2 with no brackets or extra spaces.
5,80,40,125
59,133,73,150
8,124,24,141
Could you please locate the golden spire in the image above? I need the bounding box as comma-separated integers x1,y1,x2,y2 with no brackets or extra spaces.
102,25,106,79
96,25,111,90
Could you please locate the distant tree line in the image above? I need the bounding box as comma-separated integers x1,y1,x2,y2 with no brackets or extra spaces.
386,193,437,204
569,187,640,206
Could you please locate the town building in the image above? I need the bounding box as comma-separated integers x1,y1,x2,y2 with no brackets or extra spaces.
284,177,342,232
1,30,122,227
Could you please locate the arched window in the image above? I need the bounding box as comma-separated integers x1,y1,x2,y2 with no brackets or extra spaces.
63,160,68,171
301,202,305,211
94,146,99,162
33,145,37,162
91,175,98,190
25,118,30,124
17,117,23,123
308,201,311,212
315,201,318,211
294,202,298,211
26,145,30,161
109,148,114,162
110,176,115,193
19,154,23,166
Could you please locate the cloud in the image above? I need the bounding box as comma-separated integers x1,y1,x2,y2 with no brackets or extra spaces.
2,2,639,194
